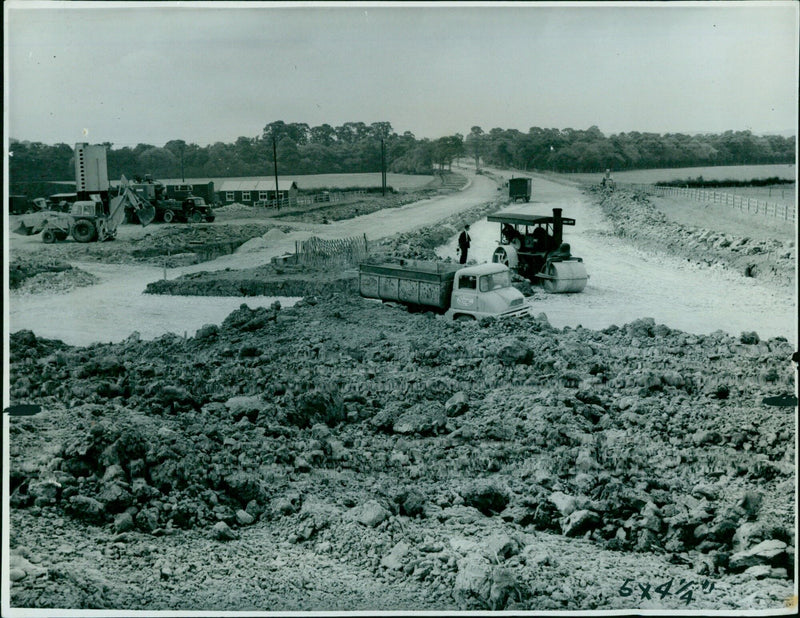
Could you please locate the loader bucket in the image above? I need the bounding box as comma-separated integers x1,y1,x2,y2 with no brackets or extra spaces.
540,260,588,294
136,204,156,227
13,221,35,236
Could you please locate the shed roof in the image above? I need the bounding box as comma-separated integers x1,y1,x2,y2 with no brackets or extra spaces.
218,179,298,191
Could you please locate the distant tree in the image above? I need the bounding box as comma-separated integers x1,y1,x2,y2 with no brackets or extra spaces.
432,134,464,171
262,121,289,144
138,147,178,178
369,121,394,140
309,123,337,146
465,126,485,170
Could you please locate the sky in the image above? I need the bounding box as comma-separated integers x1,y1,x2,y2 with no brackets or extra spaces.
4,1,799,147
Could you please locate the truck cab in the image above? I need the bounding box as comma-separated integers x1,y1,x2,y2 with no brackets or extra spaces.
445,263,530,320
182,196,215,223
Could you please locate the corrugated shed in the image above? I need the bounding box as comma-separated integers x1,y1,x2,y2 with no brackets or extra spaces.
218,179,299,191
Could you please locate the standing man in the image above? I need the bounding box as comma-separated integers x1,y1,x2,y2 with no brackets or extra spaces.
457,224,471,264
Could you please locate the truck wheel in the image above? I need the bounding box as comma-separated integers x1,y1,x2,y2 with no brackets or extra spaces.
163,210,175,223
454,314,476,321
190,211,203,223
72,219,97,243
42,229,57,244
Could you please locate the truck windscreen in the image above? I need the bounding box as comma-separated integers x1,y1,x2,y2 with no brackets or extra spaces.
479,271,511,292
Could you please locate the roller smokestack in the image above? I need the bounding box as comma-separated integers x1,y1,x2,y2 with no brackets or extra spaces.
553,208,563,246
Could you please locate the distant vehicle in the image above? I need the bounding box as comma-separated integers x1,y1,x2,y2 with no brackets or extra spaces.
508,177,532,203
359,261,531,321
48,193,79,211
9,195,35,215
164,181,216,205
158,196,215,223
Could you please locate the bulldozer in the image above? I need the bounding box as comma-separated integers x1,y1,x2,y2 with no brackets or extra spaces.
488,208,588,293
13,144,155,243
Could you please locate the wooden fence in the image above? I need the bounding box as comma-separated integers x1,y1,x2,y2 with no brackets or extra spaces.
620,183,796,222
296,234,369,269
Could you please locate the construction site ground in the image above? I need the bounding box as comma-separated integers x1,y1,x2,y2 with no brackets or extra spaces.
5,169,798,612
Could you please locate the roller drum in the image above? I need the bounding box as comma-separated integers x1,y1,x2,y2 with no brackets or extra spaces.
541,260,588,294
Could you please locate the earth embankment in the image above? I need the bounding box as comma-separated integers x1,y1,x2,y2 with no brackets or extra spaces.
8,294,796,611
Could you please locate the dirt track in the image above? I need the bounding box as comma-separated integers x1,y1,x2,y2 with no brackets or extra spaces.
8,170,797,345
5,169,798,612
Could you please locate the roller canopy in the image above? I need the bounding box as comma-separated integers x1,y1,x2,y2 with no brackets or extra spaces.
488,213,575,226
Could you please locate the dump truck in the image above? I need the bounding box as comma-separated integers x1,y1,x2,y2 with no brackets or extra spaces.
508,177,532,202
359,261,532,320
13,143,156,242
165,181,217,205
489,208,588,293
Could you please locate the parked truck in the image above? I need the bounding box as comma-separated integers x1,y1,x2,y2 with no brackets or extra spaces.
158,196,215,223
119,176,215,223
359,261,532,320
508,177,532,202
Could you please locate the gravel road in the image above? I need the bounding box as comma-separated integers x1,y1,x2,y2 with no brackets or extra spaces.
8,175,496,346
438,174,797,342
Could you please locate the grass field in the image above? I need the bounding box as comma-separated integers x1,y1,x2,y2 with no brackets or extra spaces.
158,173,436,191
564,163,796,185
650,193,796,242
562,164,797,208
713,184,797,206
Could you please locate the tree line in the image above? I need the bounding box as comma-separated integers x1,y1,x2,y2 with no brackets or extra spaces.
466,126,795,173
9,122,795,187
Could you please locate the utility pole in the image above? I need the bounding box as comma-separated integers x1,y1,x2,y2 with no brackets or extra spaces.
180,147,185,182
381,138,386,197
272,136,280,210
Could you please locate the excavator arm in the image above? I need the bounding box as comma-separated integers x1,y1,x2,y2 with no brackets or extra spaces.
108,175,156,228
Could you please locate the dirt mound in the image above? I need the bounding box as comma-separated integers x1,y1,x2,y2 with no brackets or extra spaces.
8,294,796,610
144,263,358,297
9,257,98,294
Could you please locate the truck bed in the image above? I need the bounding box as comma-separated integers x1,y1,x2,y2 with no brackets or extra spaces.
359,262,459,310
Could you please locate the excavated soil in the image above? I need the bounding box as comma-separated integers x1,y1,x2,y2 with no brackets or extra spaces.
5,178,798,613
7,296,797,611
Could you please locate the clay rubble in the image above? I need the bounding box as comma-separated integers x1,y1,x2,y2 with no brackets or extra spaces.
5,184,797,612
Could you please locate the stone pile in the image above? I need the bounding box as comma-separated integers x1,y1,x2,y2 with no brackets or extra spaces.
8,292,796,608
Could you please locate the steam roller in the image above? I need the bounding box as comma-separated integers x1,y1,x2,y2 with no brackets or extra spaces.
488,208,589,294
